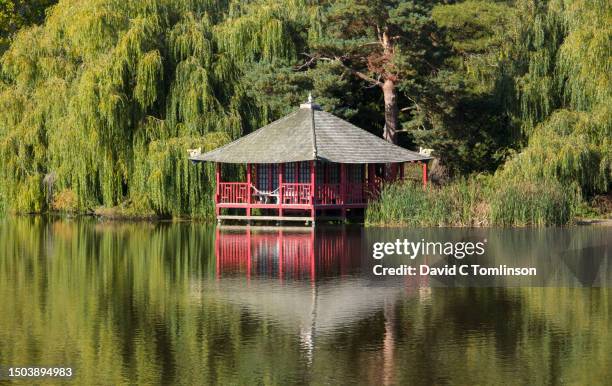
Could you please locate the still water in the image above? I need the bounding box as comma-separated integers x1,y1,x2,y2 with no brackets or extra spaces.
0,217,610,385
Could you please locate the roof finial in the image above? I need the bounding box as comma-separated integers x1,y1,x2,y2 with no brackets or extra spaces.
300,92,321,110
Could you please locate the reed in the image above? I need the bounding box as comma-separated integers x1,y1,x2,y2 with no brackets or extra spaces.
489,179,578,226
366,176,577,227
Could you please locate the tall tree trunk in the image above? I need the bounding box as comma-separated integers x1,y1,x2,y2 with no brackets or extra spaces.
382,79,399,144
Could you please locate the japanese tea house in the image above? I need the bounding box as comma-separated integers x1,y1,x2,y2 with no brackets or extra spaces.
190,96,432,225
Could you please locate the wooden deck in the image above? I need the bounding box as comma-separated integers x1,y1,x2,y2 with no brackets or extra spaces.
217,214,315,225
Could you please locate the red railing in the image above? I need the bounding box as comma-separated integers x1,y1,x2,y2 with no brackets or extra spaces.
315,184,341,205
280,183,312,205
346,183,366,204
218,182,250,204
217,182,370,206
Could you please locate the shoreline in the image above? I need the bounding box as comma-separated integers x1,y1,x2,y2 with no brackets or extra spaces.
1,212,610,227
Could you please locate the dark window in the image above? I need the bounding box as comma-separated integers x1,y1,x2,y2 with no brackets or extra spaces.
315,162,341,184
349,164,364,183
284,162,296,183
257,164,279,191
298,162,310,183
328,163,340,184
316,163,325,184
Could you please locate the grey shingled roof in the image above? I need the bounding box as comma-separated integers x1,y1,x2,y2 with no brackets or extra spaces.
190,101,432,164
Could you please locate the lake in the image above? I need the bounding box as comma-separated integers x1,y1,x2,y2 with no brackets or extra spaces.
0,217,610,384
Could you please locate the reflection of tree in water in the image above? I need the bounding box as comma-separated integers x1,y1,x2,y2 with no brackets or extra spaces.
0,217,609,384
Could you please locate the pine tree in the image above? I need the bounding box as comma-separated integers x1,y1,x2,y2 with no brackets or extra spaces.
305,0,446,144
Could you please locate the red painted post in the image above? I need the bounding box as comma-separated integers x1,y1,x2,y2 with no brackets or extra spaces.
368,164,375,201
422,162,428,187
246,163,251,217
399,162,404,181
340,163,347,218
310,161,316,221
215,163,220,216
278,163,284,216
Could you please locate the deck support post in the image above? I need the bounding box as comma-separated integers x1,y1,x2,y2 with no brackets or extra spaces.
215,163,220,217
340,163,347,220
422,162,428,187
246,163,252,217
310,161,316,222
278,163,284,217
399,162,404,181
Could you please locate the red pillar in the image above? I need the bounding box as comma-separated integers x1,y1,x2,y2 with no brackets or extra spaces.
368,164,375,200
422,162,428,187
278,163,284,216
340,163,347,218
389,163,397,181
246,163,251,217
399,162,404,181
215,163,220,216
310,161,316,221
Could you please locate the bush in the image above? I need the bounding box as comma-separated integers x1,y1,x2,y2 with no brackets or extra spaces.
51,189,79,213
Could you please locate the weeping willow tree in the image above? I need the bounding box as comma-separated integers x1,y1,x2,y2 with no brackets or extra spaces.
495,0,611,197
0,0,319,217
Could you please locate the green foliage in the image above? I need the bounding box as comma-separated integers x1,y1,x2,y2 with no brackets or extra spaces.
366,176,577,226
417,0,519,174
0,0,57,51
0,0,288,217
0,0,609,219
308,0,449,143
489,178,577,226
498,0,611,197
366,179,490,227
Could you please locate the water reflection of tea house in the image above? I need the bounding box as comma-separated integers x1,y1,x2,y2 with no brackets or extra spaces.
210,226,428,375
215,227,361,280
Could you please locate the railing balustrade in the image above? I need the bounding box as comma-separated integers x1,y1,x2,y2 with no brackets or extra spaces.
218,182,371,206
346,183,365,204
315,184,341,205
280,183,312,205
218,182,250,204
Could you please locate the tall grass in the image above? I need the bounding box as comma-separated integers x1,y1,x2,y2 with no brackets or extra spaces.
366,177,578,227
489,180,578,226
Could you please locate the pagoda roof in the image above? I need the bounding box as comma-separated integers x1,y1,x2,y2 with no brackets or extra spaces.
190,99,432,164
